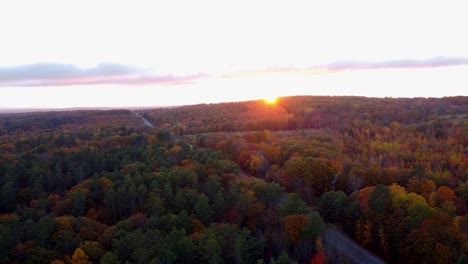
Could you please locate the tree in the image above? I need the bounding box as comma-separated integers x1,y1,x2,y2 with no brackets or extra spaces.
347,173,365,193
456,182,468,204
35,216,58,249
294,214,325,263
23,245,56,264
368,184,390,215
0,181,16,212
251,180,284,208
174,189,188,213
156,228,195,264
72,189,86,217
177,236,196,263
233,229,261,264
146,192,164,217
54,228,82,256
204,175,222,201
213,190,226,220
284,157,334,195
282,193,309,216
198,229,223,264
104,187,117,223
284,214,308,244
319,191,347,222
71,248,91,264
302,214,325,243
407,178,436,200
310,251,326,264
80,241,103,263
0,216,18,263
312,238,327,264
100,251,119,264
437,186,455,203
271,251,298,264
355,219,372,247
195,194,214,225
249,153,270,177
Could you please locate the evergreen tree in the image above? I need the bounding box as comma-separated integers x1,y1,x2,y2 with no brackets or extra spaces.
72,189,86,217
100,252,119,264
282,193,310,216
195,194,214,225
0,181,16,212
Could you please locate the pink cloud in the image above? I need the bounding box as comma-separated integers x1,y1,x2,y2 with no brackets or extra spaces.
0,63,206,87
222,57,468,78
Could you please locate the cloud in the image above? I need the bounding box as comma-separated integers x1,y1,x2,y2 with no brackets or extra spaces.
326,57,468,71
0,63,205,87
2,57,467,87
222,57,468,78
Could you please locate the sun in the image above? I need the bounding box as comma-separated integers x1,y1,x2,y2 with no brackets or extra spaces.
263,96,278,105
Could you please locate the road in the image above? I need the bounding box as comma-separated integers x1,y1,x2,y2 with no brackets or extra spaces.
141,117,153,127
322,228,385,264
134,112,154,127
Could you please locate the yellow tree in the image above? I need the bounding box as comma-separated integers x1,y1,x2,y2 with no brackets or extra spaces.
71,248,91,264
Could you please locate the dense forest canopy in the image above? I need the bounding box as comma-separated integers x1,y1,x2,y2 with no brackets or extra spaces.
0,96,467,263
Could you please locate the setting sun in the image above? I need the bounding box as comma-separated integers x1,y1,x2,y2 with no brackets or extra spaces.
263,96,278,104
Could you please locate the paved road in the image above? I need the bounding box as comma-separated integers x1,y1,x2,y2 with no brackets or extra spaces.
322,228,385,264
141,117,153,127
134,112,154,127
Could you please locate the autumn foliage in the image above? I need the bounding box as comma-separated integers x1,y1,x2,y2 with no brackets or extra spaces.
0,96,467,263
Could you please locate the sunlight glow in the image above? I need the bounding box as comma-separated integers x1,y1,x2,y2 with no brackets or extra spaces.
263,96,278,105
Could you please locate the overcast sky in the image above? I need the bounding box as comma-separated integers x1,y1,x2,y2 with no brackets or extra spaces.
0,0,467,108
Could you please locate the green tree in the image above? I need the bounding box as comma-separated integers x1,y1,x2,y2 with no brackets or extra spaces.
233,228,261,264
177,236,196,264
163,182,174,204
146,192,165,217
271,251,298,264
35,216,58,249
204,175,222,201
456,182,468,204
200,229,223,264
174,189,188,213
72,189,86,217
0,181,16,212
104,187,117,223
319,191,347,222
195,194,214,225
0,220,15,262
213,190,226,220
302,214,325,242
253,181,284,208
100,251,119,264
282,193,310,216
369,184,390,214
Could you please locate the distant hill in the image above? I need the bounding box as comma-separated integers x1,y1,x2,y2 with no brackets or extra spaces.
140,96,468,134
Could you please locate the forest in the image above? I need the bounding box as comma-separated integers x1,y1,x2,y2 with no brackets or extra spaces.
0,96,467,263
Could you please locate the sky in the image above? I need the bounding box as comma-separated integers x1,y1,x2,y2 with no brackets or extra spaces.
0,0,467,108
